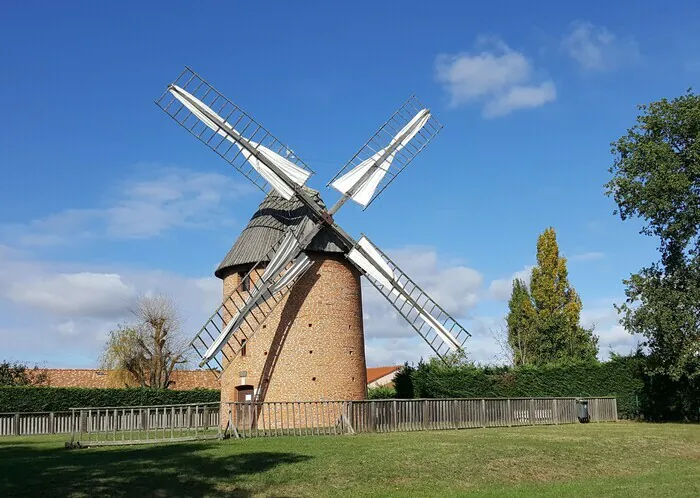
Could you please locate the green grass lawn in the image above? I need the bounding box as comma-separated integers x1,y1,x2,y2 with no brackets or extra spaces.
1,422,698,497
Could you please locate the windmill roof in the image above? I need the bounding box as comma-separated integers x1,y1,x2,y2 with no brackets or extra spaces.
215,188,347,279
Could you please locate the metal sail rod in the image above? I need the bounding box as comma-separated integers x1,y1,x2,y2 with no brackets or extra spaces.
327,109,430,216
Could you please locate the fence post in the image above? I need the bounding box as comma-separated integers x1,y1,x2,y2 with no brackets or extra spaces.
507,399,512,426
613,398,618,421
452,400,458,429
203,406,209,430
552,399,558,425
13,413,20,436
529,398,535,425
49,412,55,434
371,401,377,432
391,400,397,432
481,399,486,428
422,400,428,431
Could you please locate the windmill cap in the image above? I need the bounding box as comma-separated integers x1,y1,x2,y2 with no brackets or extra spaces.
215,187,346,279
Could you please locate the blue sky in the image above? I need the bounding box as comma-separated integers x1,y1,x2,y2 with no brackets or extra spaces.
1,0,697,368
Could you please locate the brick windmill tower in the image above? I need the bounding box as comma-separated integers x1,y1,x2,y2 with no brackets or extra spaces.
156,68,471,415
214,189,367,405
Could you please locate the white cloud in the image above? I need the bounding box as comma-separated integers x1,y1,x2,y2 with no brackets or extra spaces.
483,82,556,118
488,265,533,301
562,21,640,71
0,248,223,366
435,37,556,117
569,251,605,262
8,272,135,317
581,299,644,359
1,167,253,246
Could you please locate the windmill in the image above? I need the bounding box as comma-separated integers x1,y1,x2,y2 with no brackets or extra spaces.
155,67,470,405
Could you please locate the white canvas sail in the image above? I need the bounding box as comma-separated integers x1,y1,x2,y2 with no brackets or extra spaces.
269,255,312,294
169,85,311,199
332,109,431,207
347,236,460,351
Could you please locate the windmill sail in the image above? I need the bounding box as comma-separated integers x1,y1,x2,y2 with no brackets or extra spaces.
347,236,469,360
328,97,442,210
168,85,311,200
200,252,312,365
190,223,318,374
156,67,315,199
331,109,431,207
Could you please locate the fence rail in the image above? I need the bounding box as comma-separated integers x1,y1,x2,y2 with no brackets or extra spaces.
224,397,617,438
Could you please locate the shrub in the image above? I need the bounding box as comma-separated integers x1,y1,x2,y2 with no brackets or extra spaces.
0,387,220,412
394,354,698,421
367,385,396,399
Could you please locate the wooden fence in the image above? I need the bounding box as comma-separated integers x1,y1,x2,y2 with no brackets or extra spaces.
2,397,617,445
1,403,220,444
67,403,220,447
0,411,77,436
224,397,617,438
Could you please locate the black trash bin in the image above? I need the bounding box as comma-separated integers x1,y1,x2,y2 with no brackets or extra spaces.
577,399,589,423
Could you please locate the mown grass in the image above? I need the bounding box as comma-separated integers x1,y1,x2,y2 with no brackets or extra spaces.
1,422,698,497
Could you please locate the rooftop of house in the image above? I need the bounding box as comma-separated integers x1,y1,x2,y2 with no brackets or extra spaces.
366,365,401,384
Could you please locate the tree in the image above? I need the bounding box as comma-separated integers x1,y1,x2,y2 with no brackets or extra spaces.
605,90,700,379
506,278,536,365
505,228,598,365
0,361,47,386
100,294,190,388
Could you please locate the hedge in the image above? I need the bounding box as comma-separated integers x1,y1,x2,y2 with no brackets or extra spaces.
394,355,698,421
0,387,220,412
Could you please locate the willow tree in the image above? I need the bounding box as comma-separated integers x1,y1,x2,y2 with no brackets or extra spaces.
100,294,189,388
506,228,598,364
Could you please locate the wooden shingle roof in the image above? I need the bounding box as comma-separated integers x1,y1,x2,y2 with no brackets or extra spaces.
215,188,347,279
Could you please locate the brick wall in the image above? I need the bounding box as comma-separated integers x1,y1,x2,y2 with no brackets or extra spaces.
220,253,367,407
38,369,220,390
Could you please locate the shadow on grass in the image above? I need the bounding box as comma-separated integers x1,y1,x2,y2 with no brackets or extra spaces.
0,439,311,497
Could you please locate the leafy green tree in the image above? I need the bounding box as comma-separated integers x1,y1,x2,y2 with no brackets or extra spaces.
0,361,47,386
506,278,537,365
605,90,700,379
506,228,598,365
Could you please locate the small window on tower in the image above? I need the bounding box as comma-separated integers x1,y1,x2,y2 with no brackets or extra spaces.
238,271,250,292
240,339,247,357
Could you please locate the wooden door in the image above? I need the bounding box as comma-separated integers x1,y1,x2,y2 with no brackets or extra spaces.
236,386,255,431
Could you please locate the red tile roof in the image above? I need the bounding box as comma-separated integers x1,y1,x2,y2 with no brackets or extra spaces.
366,366,401,384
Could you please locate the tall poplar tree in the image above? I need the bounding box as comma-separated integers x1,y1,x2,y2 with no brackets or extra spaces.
506,278,536,366
506,227,598,364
